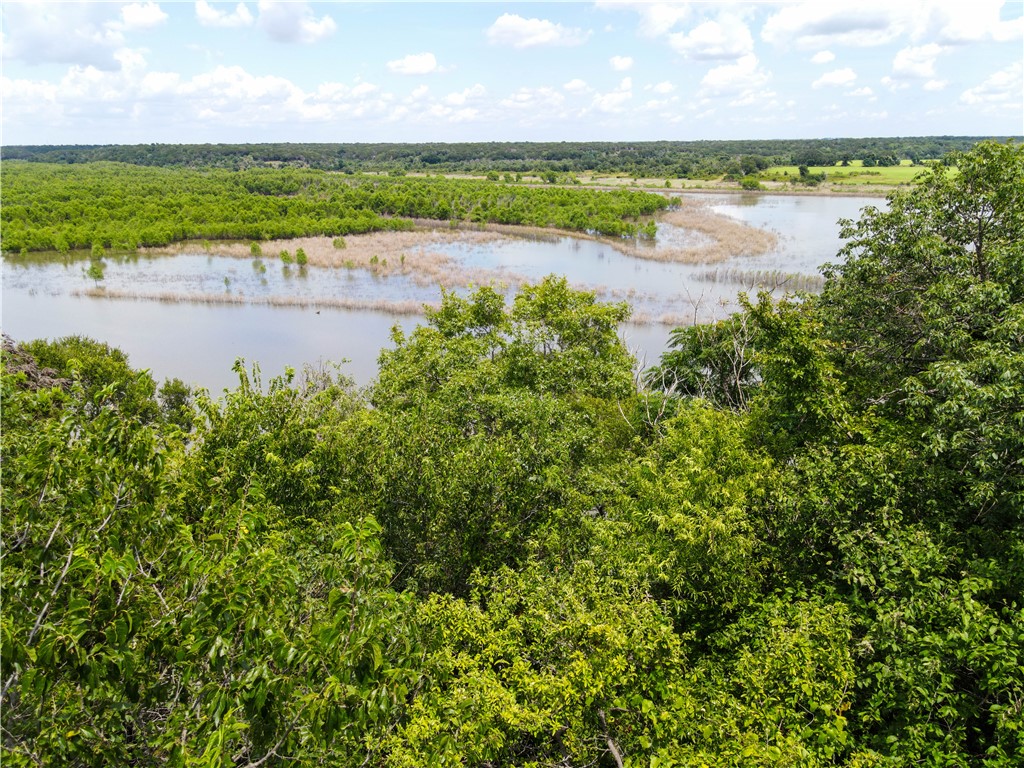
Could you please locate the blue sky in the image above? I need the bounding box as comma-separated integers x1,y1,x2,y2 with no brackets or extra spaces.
2,1,1022,145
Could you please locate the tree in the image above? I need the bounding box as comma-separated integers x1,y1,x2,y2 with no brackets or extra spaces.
647,312,758,411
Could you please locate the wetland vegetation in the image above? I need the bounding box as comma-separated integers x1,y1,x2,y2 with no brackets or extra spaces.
3,140,1022,767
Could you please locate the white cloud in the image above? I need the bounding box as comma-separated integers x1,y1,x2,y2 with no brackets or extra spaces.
589,75,633,113
595,1,690,37
387,53,446,76
499,86,566,112
195,1,254,28
120,3,168,30
923,79,947,91
1,2,133,69
880,76,911,92
486,13,590,49
610,55,634,71
896,46,945,79
257,1,336,44
650,81,675,94
960,62,1023,106
700,54,771,96
849,86,875,97
813,68,857,88
892,43,944,79
444,84,486,106
563,78,589,93
922,0,1024,44
669,16,753,60
762,2,909,48
593,91,631,113
140,70,181,97
762,0,1024,49
811,50,835,64
729,89,778,108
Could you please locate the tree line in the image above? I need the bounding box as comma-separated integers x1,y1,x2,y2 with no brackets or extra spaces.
2,140,1022,766
4,136,1011,178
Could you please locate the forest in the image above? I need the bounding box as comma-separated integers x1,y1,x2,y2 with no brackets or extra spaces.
0,163,666,254
1,140,1022,767
2,136,1009,178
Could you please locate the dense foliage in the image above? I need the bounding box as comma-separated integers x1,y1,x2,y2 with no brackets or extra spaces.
3,141,1022,766
0,162,667,254
3,137,1007,177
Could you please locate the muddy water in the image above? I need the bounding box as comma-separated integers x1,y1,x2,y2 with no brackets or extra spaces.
1,193,878,392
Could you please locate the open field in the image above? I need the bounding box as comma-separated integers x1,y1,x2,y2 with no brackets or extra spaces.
761,161,929,186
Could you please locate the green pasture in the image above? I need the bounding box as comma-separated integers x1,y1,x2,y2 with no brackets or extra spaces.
763,160,930,186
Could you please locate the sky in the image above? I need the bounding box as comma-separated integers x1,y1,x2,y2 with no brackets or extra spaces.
1,1,1022,145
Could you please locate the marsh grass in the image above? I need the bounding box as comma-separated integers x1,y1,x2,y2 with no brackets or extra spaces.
147,230,531,290
125,207,788,325
693,268,825,293
634,199,779,263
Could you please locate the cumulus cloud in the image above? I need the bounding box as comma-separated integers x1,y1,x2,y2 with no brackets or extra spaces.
923,0,1024,44
923,79,947,91
892,44,944,78
0,2,165,70
595,1,690,37
700,54,771,97
849,86,875,97
486,13,590,49
610,55,634,71
762,0,1024,49
444,84,486,106
257,1,336,44
669,16,753,60
563,78,589,93
387,53,448,76
812,68,857,88
650,81,675,94
762,2,908,48
960,62,1023,106
195,1,254,28
811,50,835,64
120,3,169,30
499,86,566,113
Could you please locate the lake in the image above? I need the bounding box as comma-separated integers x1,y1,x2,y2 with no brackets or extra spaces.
1,193,879,393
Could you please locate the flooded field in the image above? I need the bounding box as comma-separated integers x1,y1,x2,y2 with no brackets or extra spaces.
2,193,878,392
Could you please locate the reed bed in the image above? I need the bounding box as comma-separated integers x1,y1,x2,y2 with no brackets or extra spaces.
618,198,779,264
692,268,825,292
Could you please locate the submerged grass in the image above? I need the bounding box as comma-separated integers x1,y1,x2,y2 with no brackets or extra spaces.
146,229,531,290
77,287,436,315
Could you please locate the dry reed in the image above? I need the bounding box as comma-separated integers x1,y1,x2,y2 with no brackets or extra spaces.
692,268,825,292
616,198,779,264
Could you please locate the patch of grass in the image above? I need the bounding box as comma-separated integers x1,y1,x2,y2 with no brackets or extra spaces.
763,162,930,186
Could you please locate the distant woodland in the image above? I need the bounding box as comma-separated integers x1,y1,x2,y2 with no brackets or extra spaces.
3,136,1011,177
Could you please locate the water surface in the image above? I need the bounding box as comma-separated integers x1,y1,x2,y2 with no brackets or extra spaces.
2,193,879,392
